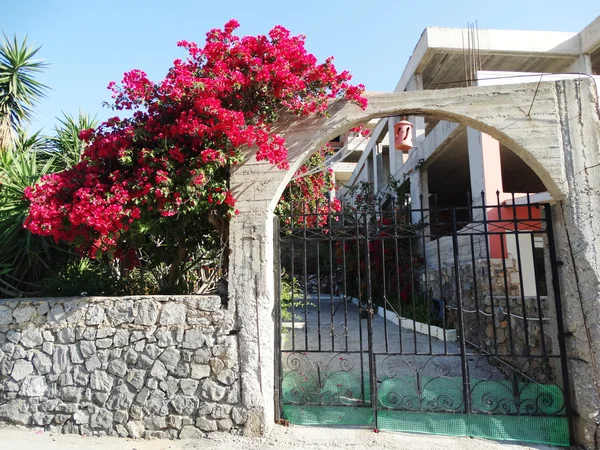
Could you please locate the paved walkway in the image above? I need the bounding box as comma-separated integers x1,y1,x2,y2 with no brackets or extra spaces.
281,295,500,381
0,424,560,450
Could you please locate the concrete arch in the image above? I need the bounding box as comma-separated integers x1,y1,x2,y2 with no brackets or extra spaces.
273,81,566,210
231,79,575,215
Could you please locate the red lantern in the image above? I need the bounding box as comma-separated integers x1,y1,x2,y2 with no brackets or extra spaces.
393,118,413,151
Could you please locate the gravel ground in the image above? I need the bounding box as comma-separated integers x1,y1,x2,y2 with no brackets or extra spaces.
0,424,563,450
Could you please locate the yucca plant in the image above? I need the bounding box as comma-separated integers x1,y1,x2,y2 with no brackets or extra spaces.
46,111,98,170
0,132,64,296
0,33,48,149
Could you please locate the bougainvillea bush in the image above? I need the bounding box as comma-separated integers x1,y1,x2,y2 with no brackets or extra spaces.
24,20,367,292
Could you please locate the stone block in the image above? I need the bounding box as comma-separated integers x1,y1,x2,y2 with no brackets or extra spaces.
159,303,186,326
48,305,66,323
96,327,116,339
69,344,85,364
96,338,113,349
108,360,128,378
180,425,205,439
156,328,184,347
210,358,225,375
114,409,128,424
196,296,221,312
56,328,75,344
143,415,167,430
180,379,199,396
123,348,139,365
73,366,89,386
11,359,34,381
126,368,146,390
106,384,135,410
135,300,160,326
79,340,96,358
143,390,168,416
90,370,114,392
212,403,232,419
20,376,48,397
196,417,217,432
86,305,105,326
217,418,233,431
61,386,83,403
170,394,199,415
126,420,145,439
150,360,168,380
158,347,180,369
90,408,113,430
20,328,43,348
166,415,183,429
106,300,134,326
52,346,71,373
217,369,236,386
231,406,247,425
182,329,206,349
191,363,211,380
159,376,179,398
113,330,130,347
0,306,13,325
33,352,52,375
0,399,31,424
85,356,101,372
7,329,21,343
12,305,35,323
201,379,226,401
144,343,162,359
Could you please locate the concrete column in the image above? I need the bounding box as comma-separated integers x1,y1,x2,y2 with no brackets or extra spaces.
552,79,600,448
565,54,593,74
388,117,397,175
372,144,378,194
228,208,276,436
467,128,509,210
410,170,429,224
228,155,282,436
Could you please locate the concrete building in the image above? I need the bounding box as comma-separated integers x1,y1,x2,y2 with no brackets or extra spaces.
336,16,600,296
343,17,600,206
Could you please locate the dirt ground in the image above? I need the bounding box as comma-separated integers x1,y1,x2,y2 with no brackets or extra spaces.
0,424,562,450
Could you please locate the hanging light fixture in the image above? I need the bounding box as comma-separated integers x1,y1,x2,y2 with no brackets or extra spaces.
393,116,414,152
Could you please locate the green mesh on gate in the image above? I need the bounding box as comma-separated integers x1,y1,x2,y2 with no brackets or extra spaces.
376,411,569,447
281,374,569,446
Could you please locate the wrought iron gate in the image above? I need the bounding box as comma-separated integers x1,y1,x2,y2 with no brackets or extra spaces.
274,194,572,446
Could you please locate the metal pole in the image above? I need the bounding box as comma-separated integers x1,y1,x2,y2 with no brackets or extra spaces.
544,204,575,443
451,208,472,414
273,216,283,421
364,212,378,428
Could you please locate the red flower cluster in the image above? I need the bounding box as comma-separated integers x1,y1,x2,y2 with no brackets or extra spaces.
24,20,367,257
277,145,342,228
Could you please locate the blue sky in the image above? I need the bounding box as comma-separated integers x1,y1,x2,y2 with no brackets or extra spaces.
3,0,599,133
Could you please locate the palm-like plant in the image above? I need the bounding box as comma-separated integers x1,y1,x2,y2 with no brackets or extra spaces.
0,132,62,296
0,33,48,149
47,111,98,169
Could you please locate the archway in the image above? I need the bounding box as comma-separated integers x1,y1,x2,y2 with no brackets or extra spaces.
229,78,600,449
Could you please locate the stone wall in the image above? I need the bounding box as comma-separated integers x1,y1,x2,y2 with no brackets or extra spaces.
423,257,558,381
0,295,247,439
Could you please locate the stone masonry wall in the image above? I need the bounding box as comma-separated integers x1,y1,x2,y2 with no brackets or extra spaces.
424,258,557,382
0,295,247,439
